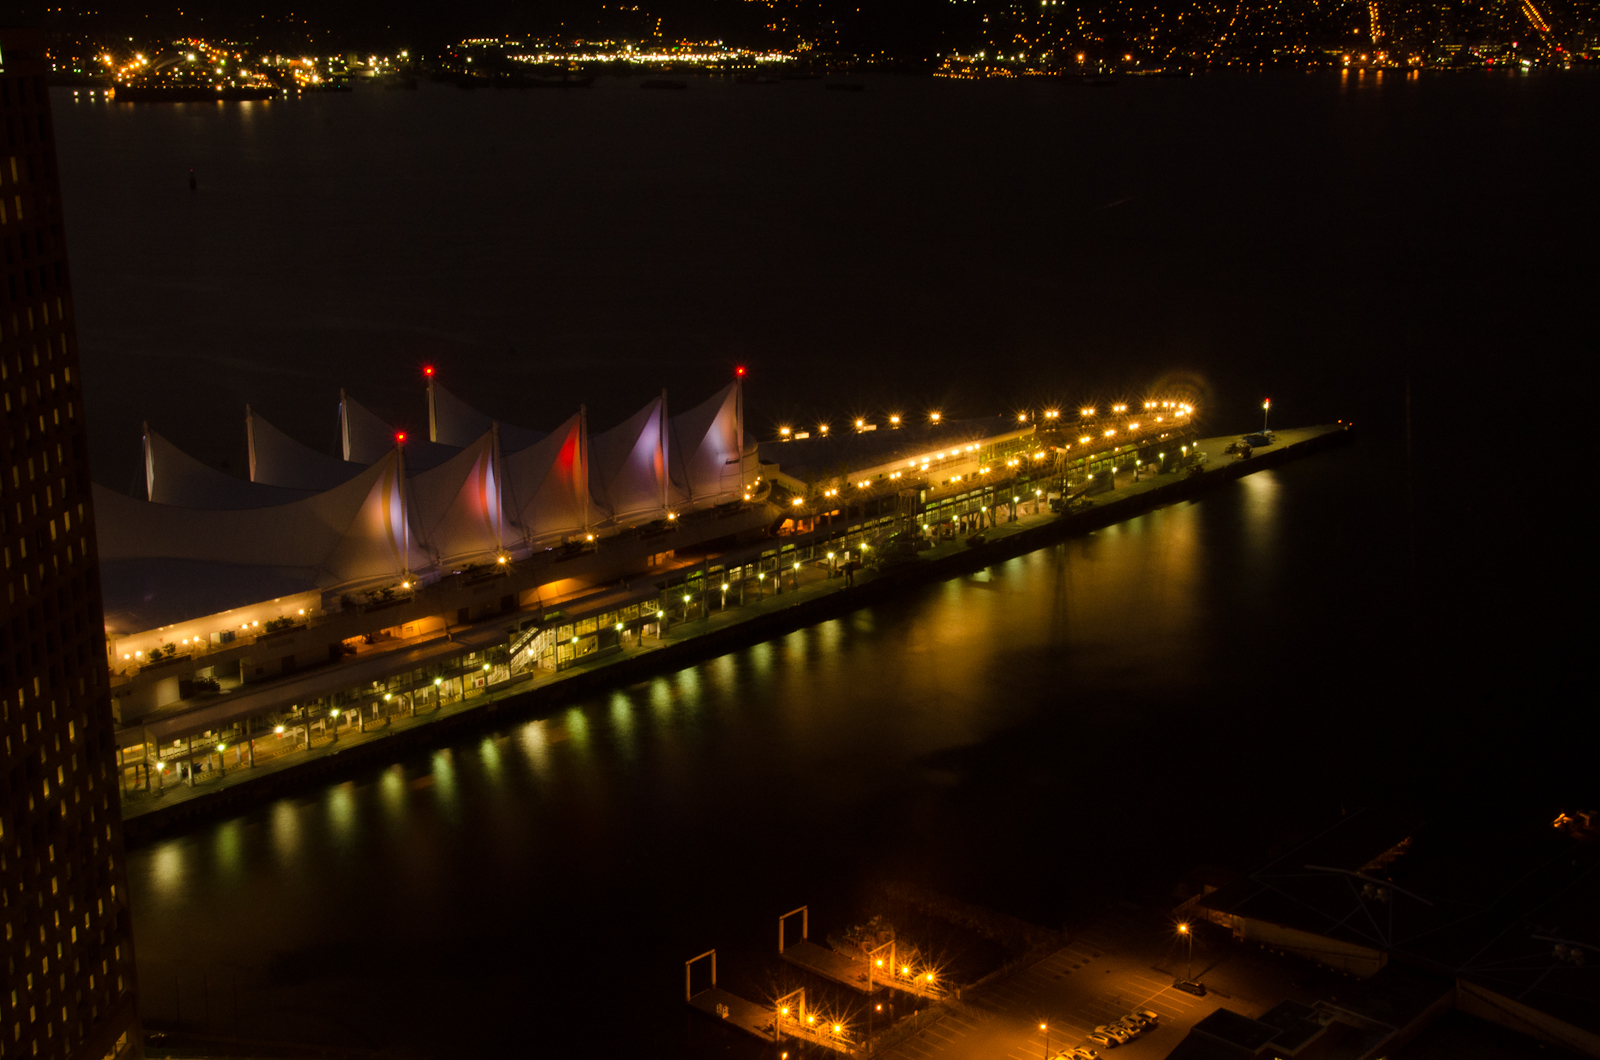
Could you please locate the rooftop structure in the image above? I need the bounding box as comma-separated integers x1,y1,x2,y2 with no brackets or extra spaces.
1198,808,1600,1056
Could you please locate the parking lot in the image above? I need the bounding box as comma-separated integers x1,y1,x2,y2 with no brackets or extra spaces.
879,907,1299,1060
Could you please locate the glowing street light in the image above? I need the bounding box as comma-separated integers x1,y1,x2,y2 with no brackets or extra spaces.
1262,398,1271,432
1177,922,1194,982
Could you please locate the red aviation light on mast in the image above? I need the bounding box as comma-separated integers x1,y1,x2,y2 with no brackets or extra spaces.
423,365,435,377
395,431,407,444
735,366,746,377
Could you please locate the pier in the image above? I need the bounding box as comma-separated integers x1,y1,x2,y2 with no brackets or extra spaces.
116,423,1352,843
780,906,889,994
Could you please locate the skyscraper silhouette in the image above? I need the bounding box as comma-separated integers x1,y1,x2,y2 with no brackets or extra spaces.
0,25,141,1060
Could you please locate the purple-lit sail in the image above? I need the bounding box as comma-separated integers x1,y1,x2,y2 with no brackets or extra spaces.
590,395,669,524
669,382,744,506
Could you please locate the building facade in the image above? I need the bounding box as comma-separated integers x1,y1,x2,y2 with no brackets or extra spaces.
0,27,141,1060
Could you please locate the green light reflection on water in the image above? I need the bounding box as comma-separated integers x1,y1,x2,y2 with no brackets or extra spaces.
563,707,589,751
213,820,243,880
270,800,300,860
648,677,674,721
326,781,355,841
149,842,186,901
519,719,549,776
379,766,405,821
431,749,457,814
609,692,635,757
480,736,503,784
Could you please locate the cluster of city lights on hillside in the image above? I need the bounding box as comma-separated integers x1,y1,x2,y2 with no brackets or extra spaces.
507,45,793,64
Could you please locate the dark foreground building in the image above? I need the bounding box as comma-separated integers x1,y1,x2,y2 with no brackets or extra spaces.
0,27,141,1060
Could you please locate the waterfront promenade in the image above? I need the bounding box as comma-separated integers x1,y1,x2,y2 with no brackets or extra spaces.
117,423,1349,841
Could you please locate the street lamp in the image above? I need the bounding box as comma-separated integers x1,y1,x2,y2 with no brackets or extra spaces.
1262,398,1271,432
1178,922,1194,982
1040,1022,1049,1059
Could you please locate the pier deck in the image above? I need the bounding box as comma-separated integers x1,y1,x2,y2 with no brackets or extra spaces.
781,940,884,993
687,987,774,1042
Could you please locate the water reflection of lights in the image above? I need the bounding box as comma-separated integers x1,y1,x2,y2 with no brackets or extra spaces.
480,735,504,784
150,843,186,899
609,693,636,757
214,820,244,878
379,766,406,819
327,781,356,840
271,800,301,859
431,750,458,814
564,707,590,750
519,719,550,776
648,678,675,720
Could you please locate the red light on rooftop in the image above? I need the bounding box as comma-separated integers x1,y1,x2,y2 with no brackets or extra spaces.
423,365,434,377
395,431,407,444
736,366,746,376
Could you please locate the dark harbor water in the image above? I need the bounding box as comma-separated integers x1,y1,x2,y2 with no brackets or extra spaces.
51,72,1594,1057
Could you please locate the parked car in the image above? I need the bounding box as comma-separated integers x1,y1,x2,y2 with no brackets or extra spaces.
1119,1016,1151,1032
1096,1025,1133,1044
1085,1032,1116,1047
1135,1010,1161,1023
1070,1049,1101,1060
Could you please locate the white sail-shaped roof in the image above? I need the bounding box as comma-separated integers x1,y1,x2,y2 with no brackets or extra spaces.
589,394,669,524
144,423,312,509
504,411,588,547
668,382,744,508
407,428,505,570
247,405,361,491
428,377,544,452
341,389,458,471
95,450,424,592
340,387,396,465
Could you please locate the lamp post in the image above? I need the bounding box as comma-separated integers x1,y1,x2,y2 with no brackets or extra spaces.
1178,922,1194,982
1262,398,1271,432
1040,1022,1049,1059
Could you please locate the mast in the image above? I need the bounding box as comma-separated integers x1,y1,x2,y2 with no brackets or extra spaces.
427,374,439,443
339,388,352,462
245,404,257,482
141,422,153,501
